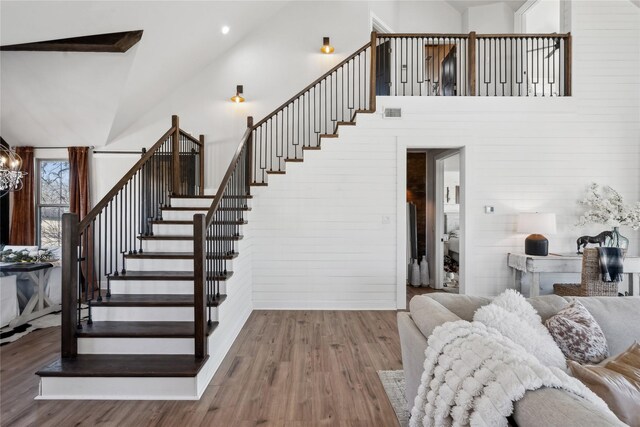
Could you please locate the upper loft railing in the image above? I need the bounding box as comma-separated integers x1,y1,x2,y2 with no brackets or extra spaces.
61,115,204,357
375,32,571,97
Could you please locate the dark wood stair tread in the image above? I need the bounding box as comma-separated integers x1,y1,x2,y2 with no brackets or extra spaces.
91,294,227,307
319,134,338,138
150,219,248,225
108,271,234,281
284,158,303,163
170,195,252,199
125,251,238,260
161,206,251,211
77,321,198,338
336,121,356,126
138,235,243,241
266,170,286,175
302,146,321,150
37,354,209,378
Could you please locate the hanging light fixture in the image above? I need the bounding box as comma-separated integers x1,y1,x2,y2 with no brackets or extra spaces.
0,145,25,197
230,85,245,103
321,37,334,54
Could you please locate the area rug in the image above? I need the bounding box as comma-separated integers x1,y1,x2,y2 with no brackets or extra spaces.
0,312,61,346
378,370,409,427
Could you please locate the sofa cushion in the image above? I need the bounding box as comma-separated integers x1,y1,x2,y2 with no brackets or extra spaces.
575,297,640,356
409,295,461,338
527,295,569,322
546,300,609,364
425,293,491,321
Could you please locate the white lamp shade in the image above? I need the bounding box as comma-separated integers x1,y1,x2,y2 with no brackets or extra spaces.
517,213,557,235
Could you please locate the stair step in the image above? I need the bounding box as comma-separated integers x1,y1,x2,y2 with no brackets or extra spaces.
108,270,234,281
37,354,209,378
76,321,219,338
302,146,321,150
284,158,304,163
169,195,252,199
150,220,248,225
319,134,338,138
138,235,243,241
125,251,238,260
161,206,251,212
250,182,269,186
336,121,356,126
266,170,286,175
91,294,227,307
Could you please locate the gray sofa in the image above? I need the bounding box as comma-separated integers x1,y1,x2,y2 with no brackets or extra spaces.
398,293,640,427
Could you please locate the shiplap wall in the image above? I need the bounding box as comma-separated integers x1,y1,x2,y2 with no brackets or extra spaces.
250,0,639,307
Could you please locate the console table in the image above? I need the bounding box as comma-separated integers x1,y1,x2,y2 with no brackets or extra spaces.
507,253,640,297
0,262,59,327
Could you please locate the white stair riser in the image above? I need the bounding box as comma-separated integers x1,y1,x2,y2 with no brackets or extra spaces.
170,198,214,208
78,337,193,355
162,210,207,221
108,280,227,295
38,377,199,400
126,258,194,271
142,239,194,252
109,280,195,295
91,306,194,322
153,223,195,235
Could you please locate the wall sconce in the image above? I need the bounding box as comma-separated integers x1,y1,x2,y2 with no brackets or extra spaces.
230,85,245,103
321,37,334,54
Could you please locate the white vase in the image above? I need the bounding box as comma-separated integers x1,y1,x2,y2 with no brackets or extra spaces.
420,256,429,286
411,259,421,287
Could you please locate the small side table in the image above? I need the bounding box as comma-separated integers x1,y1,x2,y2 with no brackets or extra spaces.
0,263,60,328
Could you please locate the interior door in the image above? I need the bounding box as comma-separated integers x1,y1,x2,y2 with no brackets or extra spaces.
441,48,457,96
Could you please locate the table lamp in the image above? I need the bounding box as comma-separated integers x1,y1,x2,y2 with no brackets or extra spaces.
517,213,556,256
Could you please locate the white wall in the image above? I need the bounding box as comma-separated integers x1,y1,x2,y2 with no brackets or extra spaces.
463,2,514,33
250,0,640,306
525,0,561,33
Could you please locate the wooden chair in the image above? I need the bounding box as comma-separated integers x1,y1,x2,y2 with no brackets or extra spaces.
553,248,618,297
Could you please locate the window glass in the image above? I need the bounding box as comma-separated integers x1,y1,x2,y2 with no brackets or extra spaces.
37,160,70,247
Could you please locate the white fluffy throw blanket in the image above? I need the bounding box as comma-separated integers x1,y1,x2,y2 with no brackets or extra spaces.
410,292,612,427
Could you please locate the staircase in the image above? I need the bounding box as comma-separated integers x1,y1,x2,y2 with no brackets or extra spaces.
36,31,571,399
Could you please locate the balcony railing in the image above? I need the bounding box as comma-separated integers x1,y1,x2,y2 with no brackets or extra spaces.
374,32,571,97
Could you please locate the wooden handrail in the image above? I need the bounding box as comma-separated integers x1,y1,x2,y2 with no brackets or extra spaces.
204,122,253,225
179,129,203,146
376,33,570,39
78,125,176,230
252,41,372,129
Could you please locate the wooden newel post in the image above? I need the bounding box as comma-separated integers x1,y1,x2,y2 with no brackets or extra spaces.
61,213,79,358
246,116,254,192
193,213,208,358
171,115,181,195
564,33,572,96
199,134,205,195
468,32,477,96
369,31,378,112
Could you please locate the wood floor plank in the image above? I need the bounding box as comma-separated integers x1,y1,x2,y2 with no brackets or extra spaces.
1,310,402,426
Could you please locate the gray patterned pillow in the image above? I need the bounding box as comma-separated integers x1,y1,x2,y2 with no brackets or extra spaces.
545,299,609,364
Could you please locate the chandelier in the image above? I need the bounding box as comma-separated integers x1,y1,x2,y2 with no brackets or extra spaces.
0,145,26,198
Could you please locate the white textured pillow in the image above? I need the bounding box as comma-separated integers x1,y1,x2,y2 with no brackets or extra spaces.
474,290,567,371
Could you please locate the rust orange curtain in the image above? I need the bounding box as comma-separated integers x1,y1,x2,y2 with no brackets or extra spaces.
9,146,35,245
68,147,95,296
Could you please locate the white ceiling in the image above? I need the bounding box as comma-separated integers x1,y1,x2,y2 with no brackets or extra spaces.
0,1,288,147
445,0,527,12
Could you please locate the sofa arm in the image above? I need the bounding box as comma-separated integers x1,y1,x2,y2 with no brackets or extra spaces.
398,312,428,407
514,388,625,427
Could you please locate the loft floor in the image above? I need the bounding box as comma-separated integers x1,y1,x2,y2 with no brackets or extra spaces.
1,310,402,426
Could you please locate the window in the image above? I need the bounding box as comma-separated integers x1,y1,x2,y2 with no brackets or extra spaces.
37,159,70,247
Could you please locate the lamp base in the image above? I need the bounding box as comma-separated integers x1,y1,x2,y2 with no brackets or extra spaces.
525,234,549,256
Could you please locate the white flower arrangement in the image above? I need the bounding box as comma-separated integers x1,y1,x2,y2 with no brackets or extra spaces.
576,183,640,230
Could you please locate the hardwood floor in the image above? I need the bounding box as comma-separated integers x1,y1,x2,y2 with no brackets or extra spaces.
1,310,403,426
406,285,439,308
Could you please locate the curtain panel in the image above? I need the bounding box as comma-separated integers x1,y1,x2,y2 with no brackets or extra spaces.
8,146,35,245
68,146,95,296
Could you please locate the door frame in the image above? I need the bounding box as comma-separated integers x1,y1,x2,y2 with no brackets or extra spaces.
396,142,467,309
434,149,462,290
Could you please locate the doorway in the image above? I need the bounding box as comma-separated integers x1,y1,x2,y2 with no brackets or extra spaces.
404,148,464,304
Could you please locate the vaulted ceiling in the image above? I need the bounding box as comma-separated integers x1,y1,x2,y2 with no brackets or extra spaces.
1,1,289,147
445,0,527,12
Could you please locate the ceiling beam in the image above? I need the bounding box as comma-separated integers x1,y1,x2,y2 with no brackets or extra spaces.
0,30,143,53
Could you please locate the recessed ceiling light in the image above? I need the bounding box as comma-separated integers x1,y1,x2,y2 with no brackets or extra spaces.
221,26,230,35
